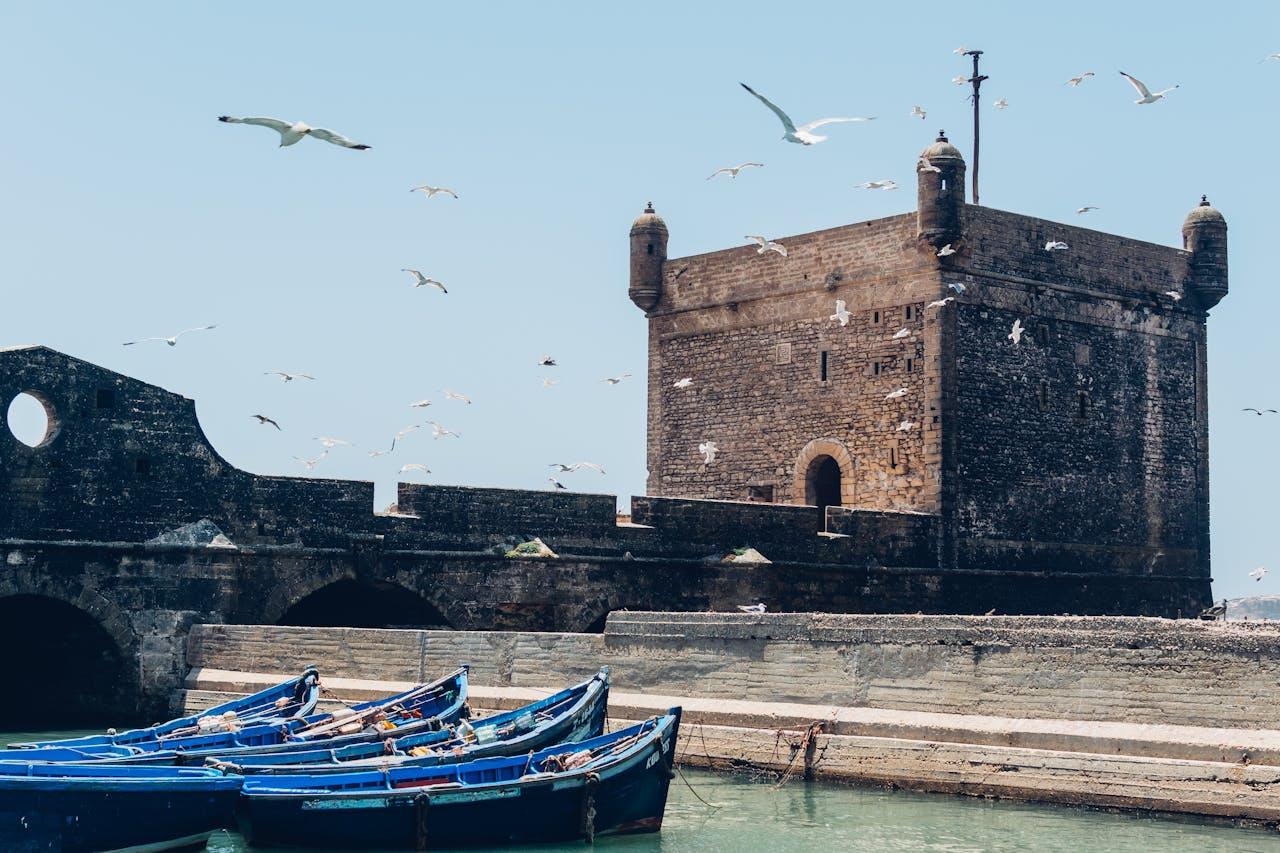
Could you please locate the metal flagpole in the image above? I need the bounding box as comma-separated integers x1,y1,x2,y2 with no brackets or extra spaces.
963,50,987,205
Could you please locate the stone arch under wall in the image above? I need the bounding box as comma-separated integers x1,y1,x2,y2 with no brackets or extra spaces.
0,574,140,725
791,438,857,516
266,568,456,630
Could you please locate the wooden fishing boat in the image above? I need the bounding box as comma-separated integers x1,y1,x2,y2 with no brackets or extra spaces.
0,763,241,853
236,708,681,849
215,667,609,775
5,666,322,756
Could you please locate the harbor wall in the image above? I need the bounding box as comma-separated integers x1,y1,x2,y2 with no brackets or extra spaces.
186,612,1280,730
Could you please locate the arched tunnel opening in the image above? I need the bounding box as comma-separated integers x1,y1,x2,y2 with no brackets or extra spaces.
0,595,133,728
277,579,453,629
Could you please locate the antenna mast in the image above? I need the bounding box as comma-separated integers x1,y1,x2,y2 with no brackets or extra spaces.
963,49,987,205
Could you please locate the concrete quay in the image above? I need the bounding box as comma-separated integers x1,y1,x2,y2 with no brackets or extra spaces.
178,613,1280,825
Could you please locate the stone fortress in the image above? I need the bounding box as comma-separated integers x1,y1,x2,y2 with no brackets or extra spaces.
0,133,1227,721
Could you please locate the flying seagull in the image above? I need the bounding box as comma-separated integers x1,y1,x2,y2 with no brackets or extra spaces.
123,325,217,347
403,269,447,293
399,463,431,476
745,235,787,257
368,449,392,458
1262,53,1280,63
1164,291,1183,301
739,83,874,146
293,452,327,470
426,421,460,439
550,462,606,475
911,105,927,120
1045,240,1070,252
548,477,568,491
264,371,315,383
952,75,968,86
947,282,967,294
251,414,281,430
1242,408,1278,415
737,603,767,613
994,98,1009,109
885,388,908,400
1066,71,1096,86
898,421,917,432
217,116,370,149
409,399,432,408
707,162,764,180
892,328,910,340
391,423,424,449
441,389,471,404
549,463,577,473
830,300,851,327
855,180,898,190
1118,71,1178,105
954,45,969,55
537,355,557,366
918,157,942,174
699,440,718,464
601,374,632,385
927,297,955,309
937,244,957,257
410,185,458,199
1250,567,1268,582
673,377,694,389
1008,319,1025,345
1076,206,1100,214
539,377,559,389
314,436,353,449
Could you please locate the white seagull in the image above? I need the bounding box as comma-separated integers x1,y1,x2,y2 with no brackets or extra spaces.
1076,206,1100,214
314,436,353,449
1250,567,1268,582
251,414,281,430
293,452,328,470
885,388,908,400
123,325,217,347
403,269,447,293
994,98,1009,110
952,75,968,86
911,105,927,120
830,300,852,327
737,603,767,613
554,461,607,475
897,421,917,432
426,421,460,440
739,83,874,146
548,477,568,491
400,463,431,476
1066,71,1096,87
410,185,458,199
947,282,968,295
673,377,694,389
937,244,957,257
1008,319,1025,345
441,389,471,405
927,297,955,309
855,180,898,190
954,45,969,55
699,440,718,464
1262,54,1280,63
745,235,787,257
1045,240,1069,252
539,377,559,389
1118,71,1178,105
264,371,315,383
601,374,632,385
918,157,942,174
368,449,393,458
217,116,370,149
892,328,911,340
537,355,557,367
707,162,764,180
409,399,432,408
1164,291,1183,302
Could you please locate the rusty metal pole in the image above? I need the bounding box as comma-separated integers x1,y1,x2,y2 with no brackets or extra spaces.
964,50,987,205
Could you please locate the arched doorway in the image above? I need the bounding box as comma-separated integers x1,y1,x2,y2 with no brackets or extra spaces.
277,579,452,629
805,455,843,515
0,595,131,727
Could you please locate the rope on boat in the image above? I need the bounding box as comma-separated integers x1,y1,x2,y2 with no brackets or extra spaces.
674,762,724,809
772,721,826,789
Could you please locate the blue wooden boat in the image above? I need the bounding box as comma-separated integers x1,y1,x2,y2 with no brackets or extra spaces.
215,667,609,775
0,667,469,766
6,666,321,755
236,708,681,849
0,763,241,852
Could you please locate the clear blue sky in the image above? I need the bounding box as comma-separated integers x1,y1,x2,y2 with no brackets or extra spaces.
1,3,1275,601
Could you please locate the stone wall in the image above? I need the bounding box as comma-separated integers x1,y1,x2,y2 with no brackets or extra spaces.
186,612,1280,730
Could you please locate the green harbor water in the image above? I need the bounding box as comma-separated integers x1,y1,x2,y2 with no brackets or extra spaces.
7,729,1280,852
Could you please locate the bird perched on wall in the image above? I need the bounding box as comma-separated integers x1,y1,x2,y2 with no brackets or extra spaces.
441,389,471,404
547,477,568,490
1045,241,1070,251
399,463,431,476
739,83,874,145
410,185,458,199
892,328,911,340
123,325,217,347
251,414,281,430
707,162,763,180
1066,71,1096,86
830,300,852,327
1076,206,1100,214
885,388,908,400
264,371,315,383
911,105,927,120
673,377,694,389
1118,71,1178,104
601,374,632,385
403,269,447,293
217,116,370,149
918,157,942,174
1008,319,1026,345
937,244,956,257
1250,567,1268,582
927,297,955,309
745,235,787,257
737,603,767,613
698,440,718,464
855,180,898,190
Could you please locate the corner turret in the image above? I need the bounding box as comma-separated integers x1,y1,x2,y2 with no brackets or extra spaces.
916,131,966,249
629,202,668,312
1182,196,1228,309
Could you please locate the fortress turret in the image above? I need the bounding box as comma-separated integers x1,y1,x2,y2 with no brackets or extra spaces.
1182,196,1228,309
916,131,966,249
629,202,668,312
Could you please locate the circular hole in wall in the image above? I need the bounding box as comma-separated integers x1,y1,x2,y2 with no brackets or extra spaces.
6,391,58,448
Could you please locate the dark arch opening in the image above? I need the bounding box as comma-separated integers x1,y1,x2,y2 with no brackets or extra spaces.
0,595,132,728
805,455,843,517
278,579,453,629
582,611,611,634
